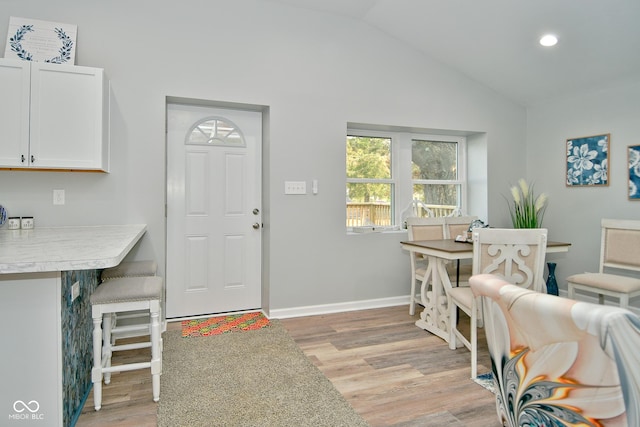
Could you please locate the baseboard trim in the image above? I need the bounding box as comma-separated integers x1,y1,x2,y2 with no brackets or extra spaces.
269,295,410,319
166,291,640,322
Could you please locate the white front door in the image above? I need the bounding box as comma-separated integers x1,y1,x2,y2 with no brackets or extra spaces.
166,103,262,318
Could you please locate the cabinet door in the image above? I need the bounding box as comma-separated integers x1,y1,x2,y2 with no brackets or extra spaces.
0,59,30,167
30,63,108,170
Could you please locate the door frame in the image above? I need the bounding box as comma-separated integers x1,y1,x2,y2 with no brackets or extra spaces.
164,96,269,317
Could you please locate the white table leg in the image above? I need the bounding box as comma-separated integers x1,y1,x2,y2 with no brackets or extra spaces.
415,257,450,343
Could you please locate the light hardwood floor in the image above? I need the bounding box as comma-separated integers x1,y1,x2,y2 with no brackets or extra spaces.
77,305,500,426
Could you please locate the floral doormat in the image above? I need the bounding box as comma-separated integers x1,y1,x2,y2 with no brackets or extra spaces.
181,312,270,337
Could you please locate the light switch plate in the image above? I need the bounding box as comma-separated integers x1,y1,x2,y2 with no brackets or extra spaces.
284,181,306,195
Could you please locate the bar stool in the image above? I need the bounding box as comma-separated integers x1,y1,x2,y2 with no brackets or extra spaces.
101,261,158,340
90,276,163,410
101,260,158,281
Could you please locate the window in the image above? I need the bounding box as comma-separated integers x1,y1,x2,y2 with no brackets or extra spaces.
186,117,245,146
346,127,466,231
411,139,464,218
346,135,393,228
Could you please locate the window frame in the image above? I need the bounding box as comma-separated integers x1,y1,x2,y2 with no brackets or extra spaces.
346,127,467,232
410,135,468,217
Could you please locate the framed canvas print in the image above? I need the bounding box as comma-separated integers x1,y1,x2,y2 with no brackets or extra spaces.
629,145,640,200
566,133,609,187
4,16,77,64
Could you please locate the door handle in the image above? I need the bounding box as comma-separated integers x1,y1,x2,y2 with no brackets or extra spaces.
253,223,261,229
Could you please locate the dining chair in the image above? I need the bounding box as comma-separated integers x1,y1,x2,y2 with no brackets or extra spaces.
447,227,548,378
443,216,478,285
406,217,447,315
567,218,640,308
401,199,435,229
443,215,476,240
470,273,640,427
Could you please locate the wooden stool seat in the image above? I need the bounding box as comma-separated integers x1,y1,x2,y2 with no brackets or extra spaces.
90,276,163,411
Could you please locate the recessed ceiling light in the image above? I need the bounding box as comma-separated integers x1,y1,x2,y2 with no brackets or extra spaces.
540,34,558,47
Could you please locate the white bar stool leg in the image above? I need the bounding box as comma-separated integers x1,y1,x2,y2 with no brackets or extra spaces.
91,312,104,411
150,301,162,402
103,312,113,385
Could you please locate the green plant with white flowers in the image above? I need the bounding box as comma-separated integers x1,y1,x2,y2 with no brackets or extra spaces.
507,179,548,228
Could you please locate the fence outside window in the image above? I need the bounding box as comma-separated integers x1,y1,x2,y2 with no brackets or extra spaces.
347,203,457,227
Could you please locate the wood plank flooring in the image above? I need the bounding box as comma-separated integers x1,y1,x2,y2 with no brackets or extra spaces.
76,305,500,427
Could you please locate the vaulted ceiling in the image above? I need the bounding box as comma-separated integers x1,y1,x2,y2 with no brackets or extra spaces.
269,0,640,107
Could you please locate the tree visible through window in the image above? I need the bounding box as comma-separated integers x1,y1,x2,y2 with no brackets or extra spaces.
412,139,459,208
346,135,393,227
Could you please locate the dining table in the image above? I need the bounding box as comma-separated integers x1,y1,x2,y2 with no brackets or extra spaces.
400,238,571,346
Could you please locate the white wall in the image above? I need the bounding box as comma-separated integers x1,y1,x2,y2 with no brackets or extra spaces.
0,0,526,315
526,77,640,294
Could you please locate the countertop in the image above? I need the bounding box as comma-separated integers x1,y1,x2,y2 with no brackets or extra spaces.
0,224,147,274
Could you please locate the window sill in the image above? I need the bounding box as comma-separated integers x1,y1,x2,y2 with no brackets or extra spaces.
347,226,406,235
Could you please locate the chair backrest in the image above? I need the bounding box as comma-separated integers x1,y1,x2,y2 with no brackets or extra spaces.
600,218,640,273
443,216,478,240
406,217,446,241
472,228,548,292
401,200,435,229
470,273,640,427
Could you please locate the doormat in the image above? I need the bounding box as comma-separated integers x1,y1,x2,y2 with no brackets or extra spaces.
181,312,270,337
473,372,497,394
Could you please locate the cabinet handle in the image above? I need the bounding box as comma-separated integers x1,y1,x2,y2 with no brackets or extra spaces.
21,155,25,163
31,155,35,164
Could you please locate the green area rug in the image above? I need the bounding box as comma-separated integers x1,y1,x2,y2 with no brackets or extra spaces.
158,319,368,427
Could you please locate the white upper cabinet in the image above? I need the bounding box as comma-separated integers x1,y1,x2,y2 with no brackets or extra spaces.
0,59,30,168
0,58,109,172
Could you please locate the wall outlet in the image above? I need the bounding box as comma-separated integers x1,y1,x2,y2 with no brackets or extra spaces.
71,281,80,302
53,189,65,205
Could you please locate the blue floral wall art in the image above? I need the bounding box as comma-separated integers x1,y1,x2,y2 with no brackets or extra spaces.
629,145,640,200
566,134,609,187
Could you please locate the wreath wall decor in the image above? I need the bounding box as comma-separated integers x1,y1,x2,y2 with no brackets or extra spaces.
4,17,77,64
10,24,74,64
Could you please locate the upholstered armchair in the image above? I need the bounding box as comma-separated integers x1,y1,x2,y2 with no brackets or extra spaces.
470,273,640,427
